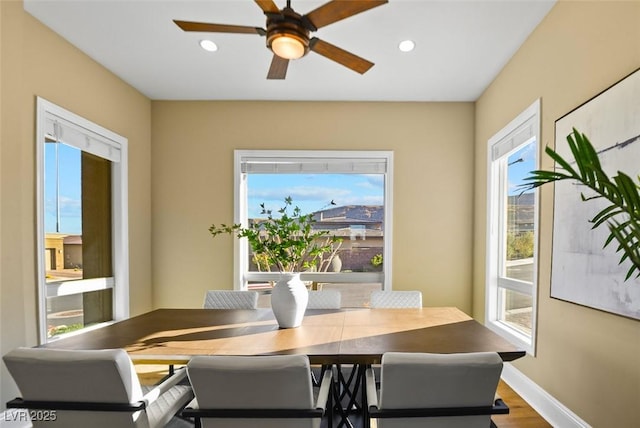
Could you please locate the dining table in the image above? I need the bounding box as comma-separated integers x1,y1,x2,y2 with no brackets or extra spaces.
41,307,525,428
41,307,526,364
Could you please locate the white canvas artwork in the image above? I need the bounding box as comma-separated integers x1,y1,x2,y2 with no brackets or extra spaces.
552,68,640,320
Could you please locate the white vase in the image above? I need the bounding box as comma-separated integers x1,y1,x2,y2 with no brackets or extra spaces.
271,273,308,328
330,254,342,272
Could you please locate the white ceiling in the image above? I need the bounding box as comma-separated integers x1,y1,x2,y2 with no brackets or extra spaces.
24,0,556,102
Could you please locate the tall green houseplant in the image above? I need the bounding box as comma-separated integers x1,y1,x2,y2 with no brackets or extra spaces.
522,128,640,280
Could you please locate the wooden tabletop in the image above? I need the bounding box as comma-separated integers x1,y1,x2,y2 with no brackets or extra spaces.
42,307,526,364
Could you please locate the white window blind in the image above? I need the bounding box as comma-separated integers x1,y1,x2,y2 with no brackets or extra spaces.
44,113,122,163
491,114,537,161
240,156,388,174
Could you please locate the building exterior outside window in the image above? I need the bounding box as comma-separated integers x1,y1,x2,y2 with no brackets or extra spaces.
37,98,129,343
234,150,393,307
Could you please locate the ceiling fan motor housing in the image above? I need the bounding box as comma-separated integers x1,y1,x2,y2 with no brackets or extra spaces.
266,8,311,59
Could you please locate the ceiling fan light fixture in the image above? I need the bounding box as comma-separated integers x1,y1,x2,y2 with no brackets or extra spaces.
270,33,306,60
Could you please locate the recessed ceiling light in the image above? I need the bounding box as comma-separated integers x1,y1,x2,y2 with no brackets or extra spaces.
199,39,218,52
398,40,415,52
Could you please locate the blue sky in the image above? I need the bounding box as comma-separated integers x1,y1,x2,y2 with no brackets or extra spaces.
247,173,385,218
44,147,386,231
44,142,533,230
44,142,82,234
507,141,537,196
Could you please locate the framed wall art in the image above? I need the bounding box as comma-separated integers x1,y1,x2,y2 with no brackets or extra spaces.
552,68,640,320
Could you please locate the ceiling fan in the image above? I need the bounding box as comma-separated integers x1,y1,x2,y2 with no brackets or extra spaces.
174,0,388,80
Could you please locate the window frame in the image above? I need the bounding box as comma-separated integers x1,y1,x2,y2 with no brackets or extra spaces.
233,150,393,291
485,99,540,355
36,97,129,343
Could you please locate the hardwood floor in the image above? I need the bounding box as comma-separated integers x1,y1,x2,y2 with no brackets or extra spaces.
138,366,551,428
493,380,552,428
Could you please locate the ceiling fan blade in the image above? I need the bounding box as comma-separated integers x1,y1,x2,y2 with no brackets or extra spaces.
255,0,281,14
267,54,289,80
174,20,266,36
304,0,387,30
309,38,374,74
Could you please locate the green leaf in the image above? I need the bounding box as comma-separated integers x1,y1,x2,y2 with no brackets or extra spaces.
521,128,640,282
591,204,624,229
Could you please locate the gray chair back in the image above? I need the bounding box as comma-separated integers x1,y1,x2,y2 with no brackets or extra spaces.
376,352,503,428
370,291,422,308
306,290,341,309
3,347,191,428
186,354,319,428
203,290,259,309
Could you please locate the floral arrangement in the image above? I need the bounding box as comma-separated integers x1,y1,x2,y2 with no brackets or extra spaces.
209,196,341,272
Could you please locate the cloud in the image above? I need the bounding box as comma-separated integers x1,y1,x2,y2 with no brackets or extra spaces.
250,186,350,202
518,142,537,162
355,174,385,190
45,195,81,217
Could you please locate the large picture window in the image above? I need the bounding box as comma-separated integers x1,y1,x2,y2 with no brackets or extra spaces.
36,98,129,343
234,150,393,307
486,100,540,354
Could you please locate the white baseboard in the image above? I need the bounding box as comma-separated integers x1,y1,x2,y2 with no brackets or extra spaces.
501,363,591,428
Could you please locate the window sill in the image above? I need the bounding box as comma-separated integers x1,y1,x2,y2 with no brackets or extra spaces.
486,318,535,356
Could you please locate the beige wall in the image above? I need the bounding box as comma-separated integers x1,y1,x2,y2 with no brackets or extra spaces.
0,1,152,404
151,101,475,309
0,0,4,412
0,0,4,403
4,0,638,425
474,1,640,426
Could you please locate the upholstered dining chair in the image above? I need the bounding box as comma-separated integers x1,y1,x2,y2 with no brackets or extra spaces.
306,290,341,309
3,347,193,428
184,354,333,428
369,290,422,308
203,290,259,309
364,351,508,428
367,290,423,393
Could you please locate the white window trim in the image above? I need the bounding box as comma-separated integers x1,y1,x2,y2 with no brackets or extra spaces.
486,99,540,355
46,277,115,298
36,97,129,343
233,150,393,291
